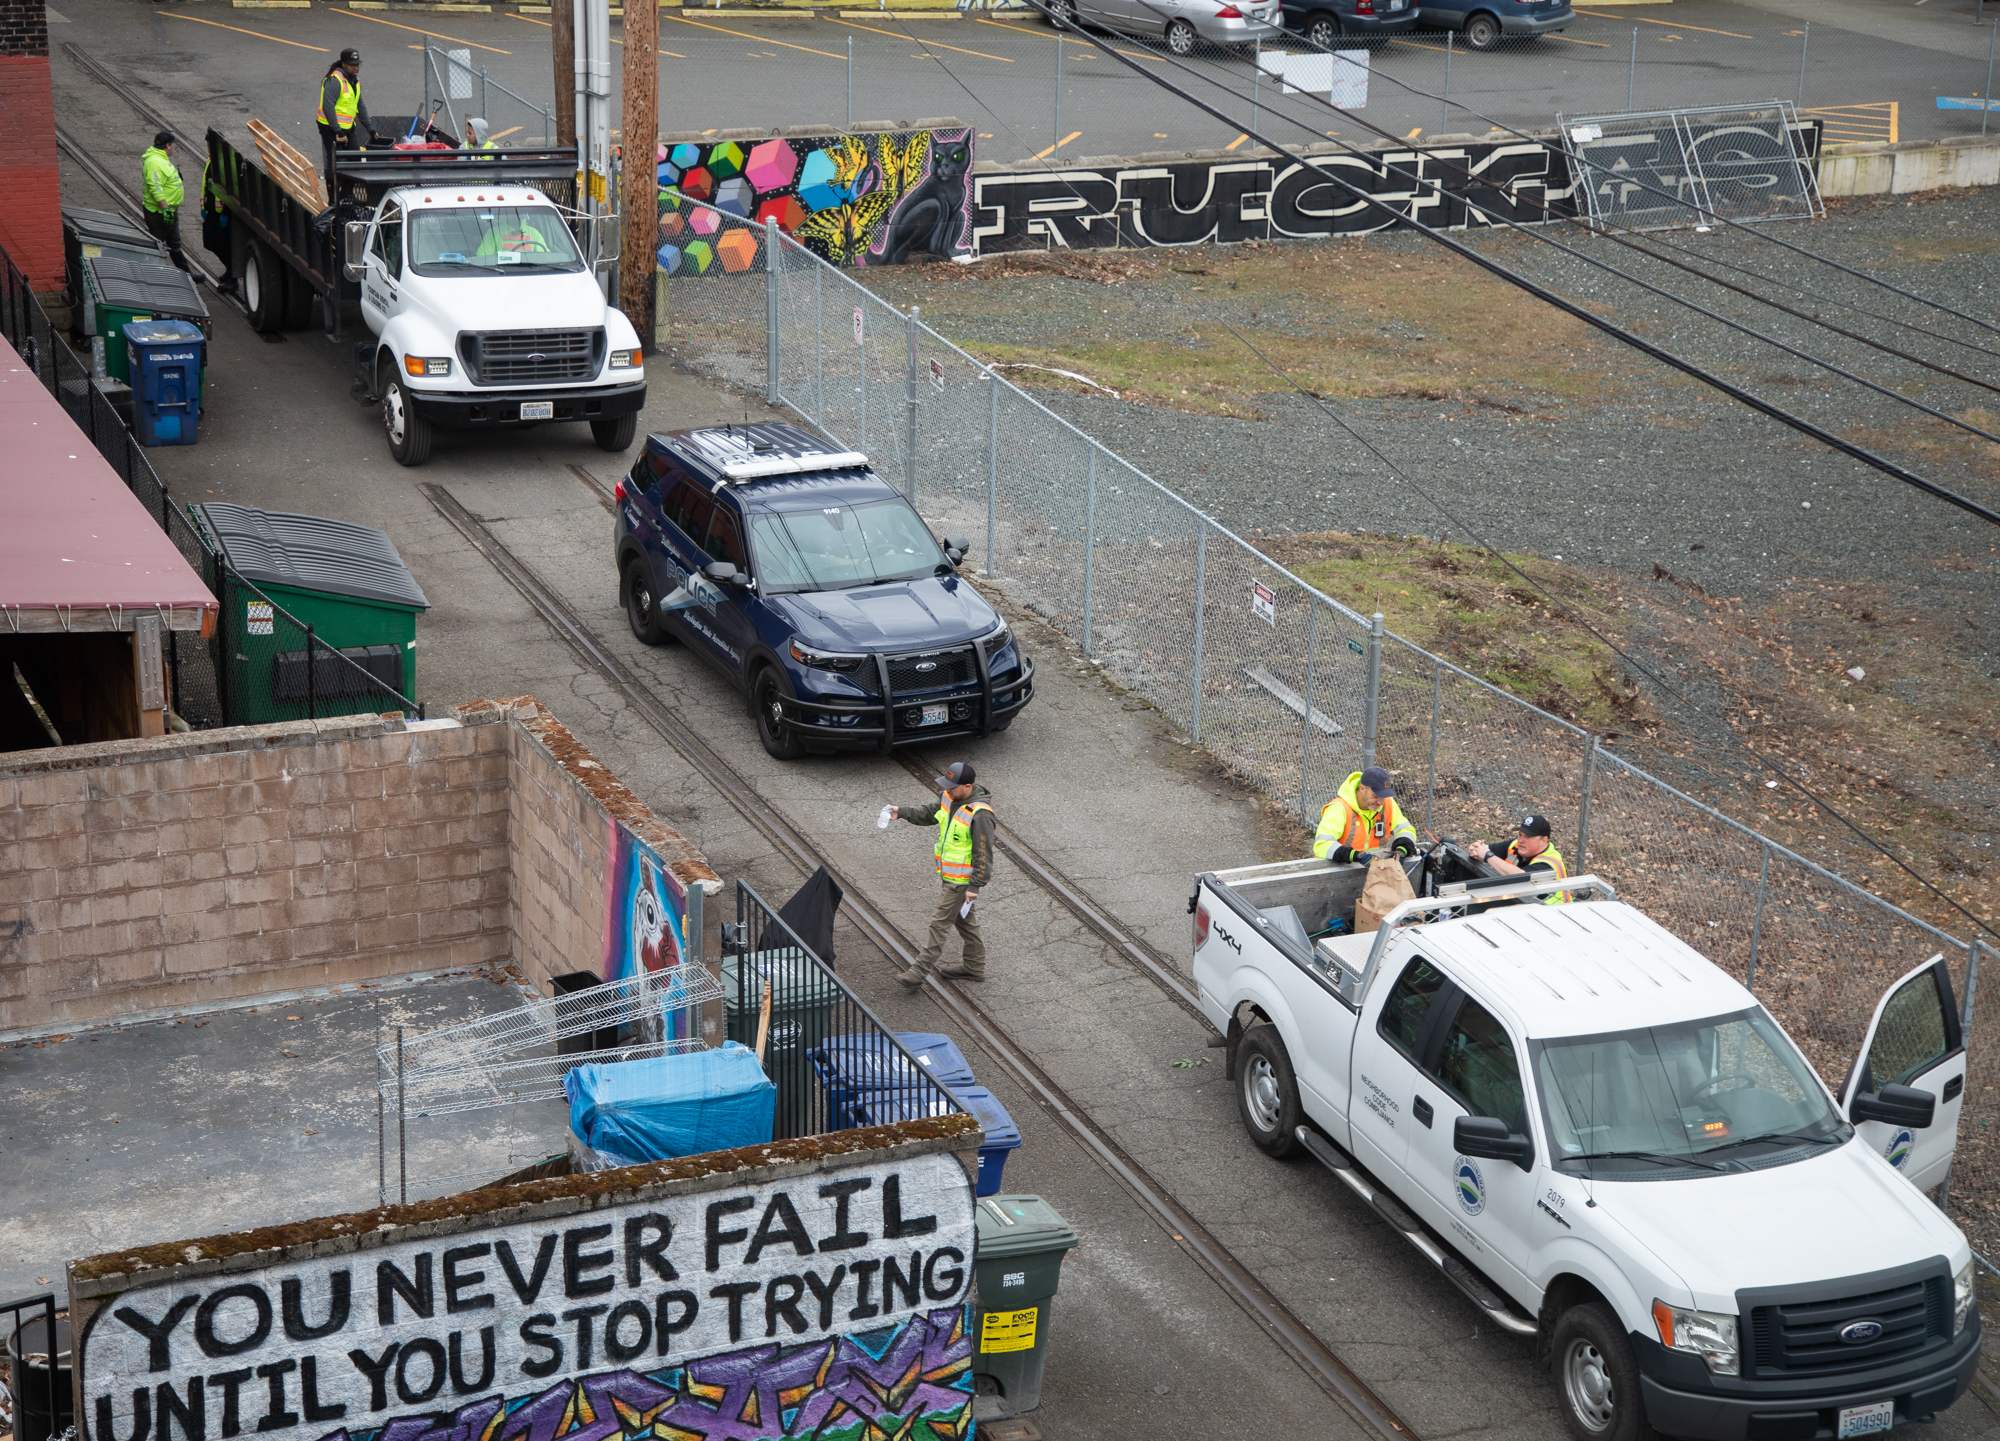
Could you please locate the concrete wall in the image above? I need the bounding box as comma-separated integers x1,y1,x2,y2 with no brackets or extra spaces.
1818,133,2000,197
0,698,718,1035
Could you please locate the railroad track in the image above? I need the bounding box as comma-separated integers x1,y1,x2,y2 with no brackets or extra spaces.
422,479,1417,1441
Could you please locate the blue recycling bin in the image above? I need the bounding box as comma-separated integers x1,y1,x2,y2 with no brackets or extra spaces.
122,319,205,447
853,1082,1021,1197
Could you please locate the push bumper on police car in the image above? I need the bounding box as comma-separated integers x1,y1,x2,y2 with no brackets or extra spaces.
771,647,1036,754
406,380,647,428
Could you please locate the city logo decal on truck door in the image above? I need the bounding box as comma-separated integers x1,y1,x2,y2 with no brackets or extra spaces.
1884,1129,1915,1169
1453,1156,1486,1217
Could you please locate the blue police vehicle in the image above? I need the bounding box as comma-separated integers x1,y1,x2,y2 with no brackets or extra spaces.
613,422,1035,759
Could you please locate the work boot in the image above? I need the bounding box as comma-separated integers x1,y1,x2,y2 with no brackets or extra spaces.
936,964,985,982
895,968,926,990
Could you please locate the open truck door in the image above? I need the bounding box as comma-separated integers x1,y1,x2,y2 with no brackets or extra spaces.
1841,954,1966,1194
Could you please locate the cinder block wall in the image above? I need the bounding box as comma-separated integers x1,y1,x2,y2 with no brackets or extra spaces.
0,699,717,1034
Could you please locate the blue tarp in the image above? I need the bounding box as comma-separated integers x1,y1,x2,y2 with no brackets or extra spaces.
564,1043,775,1162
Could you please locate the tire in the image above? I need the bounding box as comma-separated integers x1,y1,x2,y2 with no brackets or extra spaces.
622,560,668,646
1305,10,1340,47
1166,18,1198,53
1045,0,1075,26
280,261,315,331
752,667,805,761
242,242,281,333
381,365,434,467
1552,1303,1657,1441
1463,11,1501,48
592,413,638,452
1236,1026,1303,1158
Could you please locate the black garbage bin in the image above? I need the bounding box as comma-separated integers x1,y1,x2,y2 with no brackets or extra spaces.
7,1312,73,1441
972,1194,1077,1417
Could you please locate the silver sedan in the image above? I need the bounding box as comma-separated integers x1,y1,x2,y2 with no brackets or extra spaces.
1062,0,1284,54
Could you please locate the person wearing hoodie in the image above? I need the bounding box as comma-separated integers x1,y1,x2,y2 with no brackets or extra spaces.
140,131,191,274
462,116,494,153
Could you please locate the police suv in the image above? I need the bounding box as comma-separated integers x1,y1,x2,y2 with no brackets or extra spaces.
1192,850,1977,1440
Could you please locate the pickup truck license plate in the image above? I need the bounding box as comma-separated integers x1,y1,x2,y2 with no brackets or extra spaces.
920,704,949,727
1838,1402,1893,1437
520,401,554,420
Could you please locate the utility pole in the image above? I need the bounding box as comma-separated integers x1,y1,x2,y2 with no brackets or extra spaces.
553,0,576,145
575,0,615,301
620,0,659,331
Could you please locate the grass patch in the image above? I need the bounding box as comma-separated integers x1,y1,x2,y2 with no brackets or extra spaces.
1261,530,1651,733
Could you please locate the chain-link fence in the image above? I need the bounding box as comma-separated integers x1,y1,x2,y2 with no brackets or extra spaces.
418,44,558,148
651,195,2000,1245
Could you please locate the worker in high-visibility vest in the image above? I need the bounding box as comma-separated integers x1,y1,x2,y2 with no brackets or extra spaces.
463,116,495,154
140,131,192,275
197,158,238,295
316,47,373,202
885,760,995,986
1469,814,1570,904
1313,765,1418,864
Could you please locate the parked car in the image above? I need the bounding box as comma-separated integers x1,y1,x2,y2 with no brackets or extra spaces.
1416,0,1569,49
613,423,1035,759
1057,0,1283,54
1279,0,1416,48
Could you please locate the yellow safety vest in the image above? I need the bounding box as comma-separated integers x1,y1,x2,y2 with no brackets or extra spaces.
318,73,361,130
933,800,992,885
1508,840,1569,904
1313,771,1416,860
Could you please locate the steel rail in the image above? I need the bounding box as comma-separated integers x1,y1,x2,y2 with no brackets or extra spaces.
421,479,1418,1441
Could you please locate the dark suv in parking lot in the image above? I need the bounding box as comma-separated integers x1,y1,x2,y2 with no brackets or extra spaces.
613,423,1035,759
1279,0,1416,47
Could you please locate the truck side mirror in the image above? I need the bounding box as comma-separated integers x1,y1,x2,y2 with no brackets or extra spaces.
1454,1115,1535,1172
343,220,369,282
1849,1082,1936,1129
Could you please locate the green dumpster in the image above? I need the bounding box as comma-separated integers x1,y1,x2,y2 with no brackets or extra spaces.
720,949,844,1139
81,255,208,382
196,503,429,725
972,1194,1077,1417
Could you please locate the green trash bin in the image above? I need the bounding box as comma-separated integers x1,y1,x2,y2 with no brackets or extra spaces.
196,502,429,725
80,254,208,382
972,1194,1078,1417
720,949,844,1139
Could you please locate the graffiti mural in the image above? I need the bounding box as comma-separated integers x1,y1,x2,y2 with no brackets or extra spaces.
76,1152,977,1441
601,821,695,1040
654,127,974,275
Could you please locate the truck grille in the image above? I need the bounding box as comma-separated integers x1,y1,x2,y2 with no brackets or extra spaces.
458,327,604,386
1747,1273,1950,1378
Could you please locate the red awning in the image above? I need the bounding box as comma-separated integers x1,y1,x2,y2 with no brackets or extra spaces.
0,335,216,632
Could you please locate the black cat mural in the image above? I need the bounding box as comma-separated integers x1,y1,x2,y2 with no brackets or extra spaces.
868,128,974,265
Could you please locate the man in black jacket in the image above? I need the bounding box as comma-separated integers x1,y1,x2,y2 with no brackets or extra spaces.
885,761,994,986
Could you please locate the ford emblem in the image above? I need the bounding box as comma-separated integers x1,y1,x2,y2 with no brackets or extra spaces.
527,352,547,363
915,661,937,672
1839,1320,1884,1345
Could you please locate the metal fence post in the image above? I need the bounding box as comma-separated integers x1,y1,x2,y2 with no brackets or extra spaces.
376,1002,385,1207
1361,612,1383,771
1985,22,1995,137
1191,524,1207,743
1796,21,1809,106
1055,29,1063,153
813,263,824,427
396,1023,408,1205
765,218,781,407
1443,32,1452,131
903,305,919,506
1745,845,1771,991
847,35,854,127
1252,36,1262,137
1575,737,1598,869
1081,445,1097,654
1964,938,1984,1033
1297,606,1321,824
1627,28,1637,111
1424,659,1441,832
305,622,317,720
986,372,999,578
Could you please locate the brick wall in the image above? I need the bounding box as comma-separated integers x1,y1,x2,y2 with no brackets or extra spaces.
0,698,718,1034
0,0,59,292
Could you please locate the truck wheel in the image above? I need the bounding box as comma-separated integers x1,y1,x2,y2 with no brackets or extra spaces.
382,370,434,467
752,667,805,761
1552,1303,1657,1441
242,242,281,333
622,560,668,646
1236,1026,1303,1158
592,413,638,452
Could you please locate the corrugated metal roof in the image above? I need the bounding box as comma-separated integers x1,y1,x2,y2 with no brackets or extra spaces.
197,503,430,611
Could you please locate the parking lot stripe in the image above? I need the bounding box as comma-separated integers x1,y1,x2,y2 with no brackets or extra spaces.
670,13,844,56
1028,128,1082,158
1225,131,1249,148
1573,8,1750,36
1548,32,1611,45
159,10,331,49
331,6,511,50
974,16,1094,48
833,17,1013,59
1806,101,1897,142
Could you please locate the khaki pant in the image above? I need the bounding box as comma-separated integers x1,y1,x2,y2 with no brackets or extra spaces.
914,881,985,978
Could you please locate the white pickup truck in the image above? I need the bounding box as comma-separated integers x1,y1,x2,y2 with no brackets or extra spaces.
1191,850,1979,1441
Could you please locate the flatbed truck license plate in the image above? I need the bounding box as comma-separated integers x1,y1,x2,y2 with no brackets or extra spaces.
520,401,554,420
1838,1401,1894,1437
920,704,948,727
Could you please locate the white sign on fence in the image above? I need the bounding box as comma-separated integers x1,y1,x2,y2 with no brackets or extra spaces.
853,305,865,346
1252,581,1276,626
447,47,474,101
1256,49,1367,106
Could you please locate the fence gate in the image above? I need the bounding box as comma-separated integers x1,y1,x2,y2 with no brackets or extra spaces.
1559,101,1825,232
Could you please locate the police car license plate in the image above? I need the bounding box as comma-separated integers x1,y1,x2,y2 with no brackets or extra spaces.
1837,1402,1893,1438
520,401,554,420
920,704,948,727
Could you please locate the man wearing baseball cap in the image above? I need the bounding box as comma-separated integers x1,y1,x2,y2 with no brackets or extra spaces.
1469,814,1570,904
317,48,374,202
883,761,995,986
1313,765,1418,864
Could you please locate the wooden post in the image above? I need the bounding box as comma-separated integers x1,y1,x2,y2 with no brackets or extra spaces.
619,0,658,330
553,0,577,147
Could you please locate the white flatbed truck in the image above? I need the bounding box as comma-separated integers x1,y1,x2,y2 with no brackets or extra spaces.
1191,851,1977,1440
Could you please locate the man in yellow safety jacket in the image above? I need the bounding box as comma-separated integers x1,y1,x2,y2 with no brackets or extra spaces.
1314,765,1418,864
1469,813,1569,904
886,760,995,986
463,116,495,154
140,131,191,275
317,47,373,202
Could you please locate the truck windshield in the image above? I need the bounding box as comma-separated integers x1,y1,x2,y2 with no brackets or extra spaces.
1536,1008,1846,1175
748,499,947,594
408,208,582,275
